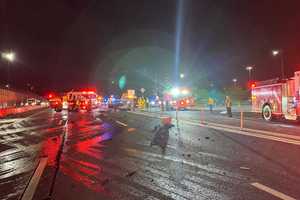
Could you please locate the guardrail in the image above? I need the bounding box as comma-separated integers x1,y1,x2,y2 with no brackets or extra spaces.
0,105,47,118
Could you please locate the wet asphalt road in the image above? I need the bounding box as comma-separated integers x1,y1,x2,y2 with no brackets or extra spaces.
0,108,300,200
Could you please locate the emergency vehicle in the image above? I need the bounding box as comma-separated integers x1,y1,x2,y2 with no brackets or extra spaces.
49,97,63,112
175,96,196,110
251,71,300,121
66,90,97,111
164,87,195,110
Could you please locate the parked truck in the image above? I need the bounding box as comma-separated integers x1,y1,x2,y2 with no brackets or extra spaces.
251,71,300,121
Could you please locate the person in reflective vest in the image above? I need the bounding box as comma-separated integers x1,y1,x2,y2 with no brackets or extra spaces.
225,96,232,117
208,97,214,113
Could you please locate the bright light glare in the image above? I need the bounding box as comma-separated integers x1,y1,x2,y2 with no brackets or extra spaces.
171,87,180,96
245,66,253,71
181,89,189,95
1,52,15,62
272,50,279,56
232,78,237,82
180,73,185,78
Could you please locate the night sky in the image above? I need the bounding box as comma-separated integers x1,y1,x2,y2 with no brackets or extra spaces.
1,0,300,94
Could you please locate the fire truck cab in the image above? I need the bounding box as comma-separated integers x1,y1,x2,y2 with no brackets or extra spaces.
252,71,300,121
49,97,63,112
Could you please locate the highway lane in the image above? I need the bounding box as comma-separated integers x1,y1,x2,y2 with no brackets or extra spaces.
0,108,299,200
146,109,300,136
0,109,67,200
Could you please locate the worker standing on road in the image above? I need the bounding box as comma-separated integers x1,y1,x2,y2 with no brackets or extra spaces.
225,96,232,117
208,97,214,113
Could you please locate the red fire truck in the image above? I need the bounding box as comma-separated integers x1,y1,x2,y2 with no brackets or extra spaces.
251,71,300,121
164,87,196,110
49,97,63,112
66,90,97,111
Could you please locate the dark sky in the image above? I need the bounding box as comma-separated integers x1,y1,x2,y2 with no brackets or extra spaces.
1,0,300,94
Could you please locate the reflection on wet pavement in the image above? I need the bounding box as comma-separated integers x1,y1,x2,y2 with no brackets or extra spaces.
0,110,64,200
56,116,115,193
2,109,300,200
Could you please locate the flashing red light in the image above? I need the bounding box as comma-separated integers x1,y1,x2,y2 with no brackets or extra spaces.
251,83,256,88
48,93,54,98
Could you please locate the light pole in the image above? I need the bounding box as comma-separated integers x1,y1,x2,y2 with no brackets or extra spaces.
272,50,285,79
1,51,15,88
245,65,254,81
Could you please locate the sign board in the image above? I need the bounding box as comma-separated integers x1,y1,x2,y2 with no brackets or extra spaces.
127,89,135,99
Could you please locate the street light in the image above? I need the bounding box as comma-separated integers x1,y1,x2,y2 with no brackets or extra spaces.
1,51,15,88
180,73,185,79
1,52,15,62
245,65,254,80
232,78,237,87
272,50,279,56
272,50,285,79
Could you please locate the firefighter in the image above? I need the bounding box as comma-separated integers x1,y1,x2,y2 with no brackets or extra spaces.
208,97,214,113
225,96,232,117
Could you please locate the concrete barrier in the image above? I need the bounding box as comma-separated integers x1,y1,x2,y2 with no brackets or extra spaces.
0,105,46,118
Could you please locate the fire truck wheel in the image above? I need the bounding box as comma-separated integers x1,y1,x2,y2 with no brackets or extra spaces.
262,104,272,121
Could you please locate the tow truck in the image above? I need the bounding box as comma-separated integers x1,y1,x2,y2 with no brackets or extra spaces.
251,71,300,121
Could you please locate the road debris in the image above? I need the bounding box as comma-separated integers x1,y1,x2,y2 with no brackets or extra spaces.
127,128,136,132
125,171,137,177
240,166,250,170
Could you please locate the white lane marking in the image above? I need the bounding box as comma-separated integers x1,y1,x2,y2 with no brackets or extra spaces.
278,124,296,128
116,120,128,127
183,120,300,146
21,157,48,200
251,182,296,200
0,118,22,124
127,112,300,145
186,119,300,141
127,111,300,146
